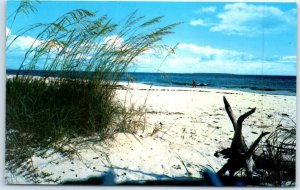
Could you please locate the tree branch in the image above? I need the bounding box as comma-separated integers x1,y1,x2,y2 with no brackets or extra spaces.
246,132,270,158
223,96,237,130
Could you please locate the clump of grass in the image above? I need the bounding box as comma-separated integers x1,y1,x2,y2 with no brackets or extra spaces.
6,77,119,143
6,77,121,179
117,103,147,134
254,118,296,186
6,1,179,183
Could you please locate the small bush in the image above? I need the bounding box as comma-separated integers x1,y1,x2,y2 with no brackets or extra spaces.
254,122,296,186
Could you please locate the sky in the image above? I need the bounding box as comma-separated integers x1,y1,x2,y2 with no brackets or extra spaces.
6,1,297,76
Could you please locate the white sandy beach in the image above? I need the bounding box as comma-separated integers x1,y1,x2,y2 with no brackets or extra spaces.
5,82,296,184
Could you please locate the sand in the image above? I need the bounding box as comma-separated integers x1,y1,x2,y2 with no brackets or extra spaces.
5,82,296,184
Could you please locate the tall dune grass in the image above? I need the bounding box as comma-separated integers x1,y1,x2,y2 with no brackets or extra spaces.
6,3,179,181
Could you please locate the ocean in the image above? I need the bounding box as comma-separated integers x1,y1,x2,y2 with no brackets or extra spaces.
122,72,296,96
7,70,296,96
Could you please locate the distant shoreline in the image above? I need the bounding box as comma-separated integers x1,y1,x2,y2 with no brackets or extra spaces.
6,69,296,96
118,81,296,96
6,69,297,77
116,82,295,97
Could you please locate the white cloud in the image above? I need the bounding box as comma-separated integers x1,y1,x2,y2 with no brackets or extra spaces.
159,56,295,75
190,18,213,26
197,6,216,13
8,35,42,51
7,33,127,65
279,56,297,63
159,43,257,73
102,34,124,48
133,42,296,75
135,43,254,72
134,54,153,65
210,3,296,36
177,43,254,61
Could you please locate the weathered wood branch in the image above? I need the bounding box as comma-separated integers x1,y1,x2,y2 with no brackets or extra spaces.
246,132,270,158
223,96,237,130
237,108,256,129
217,162,230,176
217,96,269,177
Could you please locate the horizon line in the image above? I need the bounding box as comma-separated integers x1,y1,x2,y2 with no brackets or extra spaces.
6,68,297,77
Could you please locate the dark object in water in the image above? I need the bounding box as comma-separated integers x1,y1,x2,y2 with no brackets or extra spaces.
172,81,210,87
196,83,209,86
250,87,276,91
192,80,196,88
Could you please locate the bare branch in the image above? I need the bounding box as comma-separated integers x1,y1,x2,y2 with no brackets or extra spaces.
223,96,237,130
246,132,270,158
217,162,230,176
218,97,269,178
237,108,256,131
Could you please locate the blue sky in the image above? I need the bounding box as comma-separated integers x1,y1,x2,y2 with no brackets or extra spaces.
6,1,297,75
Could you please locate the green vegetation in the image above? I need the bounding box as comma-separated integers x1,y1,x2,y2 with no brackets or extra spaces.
256,123,296,186
6,1,178,182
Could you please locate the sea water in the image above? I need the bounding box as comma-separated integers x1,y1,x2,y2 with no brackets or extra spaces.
7,70,296,96
121,72,296,96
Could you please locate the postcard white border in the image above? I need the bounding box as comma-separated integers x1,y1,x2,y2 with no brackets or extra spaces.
0,0,299,190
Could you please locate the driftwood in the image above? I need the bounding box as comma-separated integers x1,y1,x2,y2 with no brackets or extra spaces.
216,96,269,177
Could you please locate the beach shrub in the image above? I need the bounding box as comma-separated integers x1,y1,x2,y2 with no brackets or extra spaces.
254,123,296,186
6,1,178,181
